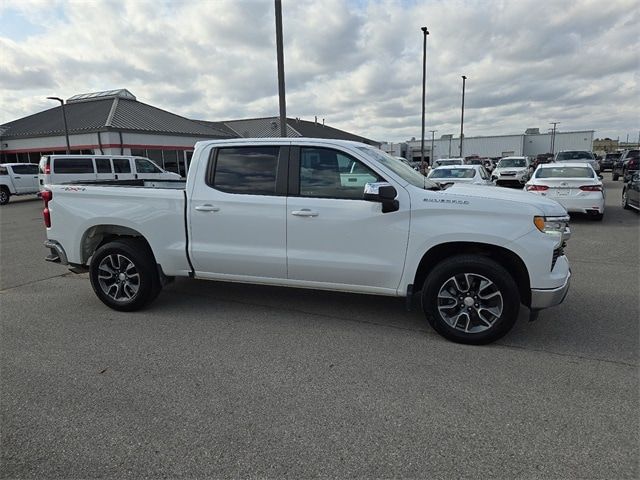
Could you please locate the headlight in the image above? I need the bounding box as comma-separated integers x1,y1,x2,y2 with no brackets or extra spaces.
534,215,571,242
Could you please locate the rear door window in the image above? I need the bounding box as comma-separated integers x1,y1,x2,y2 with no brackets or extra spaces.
53,158,94,174
12,165,38,175
113,158,132,173
209,146,279,195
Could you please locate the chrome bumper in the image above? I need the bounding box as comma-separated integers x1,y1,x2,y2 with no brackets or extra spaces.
530,270,571,310
44,240,68,265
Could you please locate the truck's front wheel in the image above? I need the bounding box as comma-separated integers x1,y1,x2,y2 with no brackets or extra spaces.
89,238,161,311
421,255,520,344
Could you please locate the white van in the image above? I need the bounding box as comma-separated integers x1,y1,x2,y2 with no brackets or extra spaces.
38,155,181,187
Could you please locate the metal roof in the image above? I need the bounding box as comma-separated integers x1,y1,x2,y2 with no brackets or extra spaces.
222,117,300,138
0,97,233,140
67,89,136,103
192,116,379,146
286,118,379,146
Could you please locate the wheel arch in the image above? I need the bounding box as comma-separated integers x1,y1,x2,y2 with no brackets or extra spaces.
80,224,154,265
412,241,531,307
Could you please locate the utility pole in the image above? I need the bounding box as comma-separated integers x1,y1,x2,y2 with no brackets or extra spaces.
459,75,467,157
420,27,429,174
429,130,437,164
274,0,287,137
549,122,560,155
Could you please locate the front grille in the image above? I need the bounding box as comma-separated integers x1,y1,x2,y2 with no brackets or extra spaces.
551,243,566,270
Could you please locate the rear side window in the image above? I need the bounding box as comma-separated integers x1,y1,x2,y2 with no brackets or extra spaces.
53,158,94,174
113,158,131,173
0,166,7,175
210,147,279,195
135,158,162,173
12,164,38,175
95,158,112,173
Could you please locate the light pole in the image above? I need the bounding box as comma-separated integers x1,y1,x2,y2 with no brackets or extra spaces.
47,96,71,154
549,121,560,155
459,75,467,157
430,130,437,164
420,26,429,174
274,0,287,137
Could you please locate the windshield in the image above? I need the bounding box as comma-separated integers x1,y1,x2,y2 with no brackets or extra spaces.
497,158,526,168
535,166,594,178
466,159,483,165
605,153,621,159
556,151,594,161
429,168,475,179
357,147,439,189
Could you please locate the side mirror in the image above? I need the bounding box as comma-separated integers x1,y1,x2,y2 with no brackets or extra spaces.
598,175,604,180
364,182,399,213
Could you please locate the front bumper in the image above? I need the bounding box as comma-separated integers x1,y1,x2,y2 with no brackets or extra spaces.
530,269,571,309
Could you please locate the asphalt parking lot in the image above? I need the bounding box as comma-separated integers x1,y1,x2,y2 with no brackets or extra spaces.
1,177,638,479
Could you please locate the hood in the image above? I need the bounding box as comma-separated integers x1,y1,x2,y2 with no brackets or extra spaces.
443,183,567,217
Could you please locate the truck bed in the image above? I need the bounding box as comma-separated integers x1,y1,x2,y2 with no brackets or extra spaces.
45,182,191,276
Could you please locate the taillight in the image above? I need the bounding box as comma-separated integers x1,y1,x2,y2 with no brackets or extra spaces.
527,185,549,191
579,185,602,191
44,162,51,174
42,189,52,227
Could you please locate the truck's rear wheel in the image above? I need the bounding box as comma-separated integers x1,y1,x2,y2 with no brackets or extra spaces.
89,238,161,311
421,255,520,344
0,187,10,205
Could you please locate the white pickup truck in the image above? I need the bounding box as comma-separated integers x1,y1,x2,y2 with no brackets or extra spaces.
42,138,571,344
1,163,40,205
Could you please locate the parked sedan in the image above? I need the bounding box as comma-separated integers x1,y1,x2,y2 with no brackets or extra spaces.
525,163,604,220
622,172,640,211
427,165,493,187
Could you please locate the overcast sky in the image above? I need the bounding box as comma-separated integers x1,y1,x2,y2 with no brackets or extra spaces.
0,0,638,142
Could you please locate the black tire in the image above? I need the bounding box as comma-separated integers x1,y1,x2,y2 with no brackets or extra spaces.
612,172,619,181
0,187,10,205
622,189,631,210
591,212,604,221
421,255,520,345
89,238,162,311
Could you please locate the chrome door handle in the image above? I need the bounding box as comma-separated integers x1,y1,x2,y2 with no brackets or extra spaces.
195,204,220,212
291,209,318,217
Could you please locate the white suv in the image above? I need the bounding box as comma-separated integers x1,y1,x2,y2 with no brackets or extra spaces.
492,156,532,187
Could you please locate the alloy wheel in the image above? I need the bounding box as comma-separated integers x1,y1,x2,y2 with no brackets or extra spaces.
97,254,140,302
437,273,504,333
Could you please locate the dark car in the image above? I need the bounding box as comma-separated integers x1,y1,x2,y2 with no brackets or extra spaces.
601,152,621,172
622,172,640,211
613,149,640,181
534,153,554,169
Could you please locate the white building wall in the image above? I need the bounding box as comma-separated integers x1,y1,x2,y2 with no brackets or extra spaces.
551,131,594,154
460,135,524,158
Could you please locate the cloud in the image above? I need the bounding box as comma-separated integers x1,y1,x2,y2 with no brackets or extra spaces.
0,0,637,142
